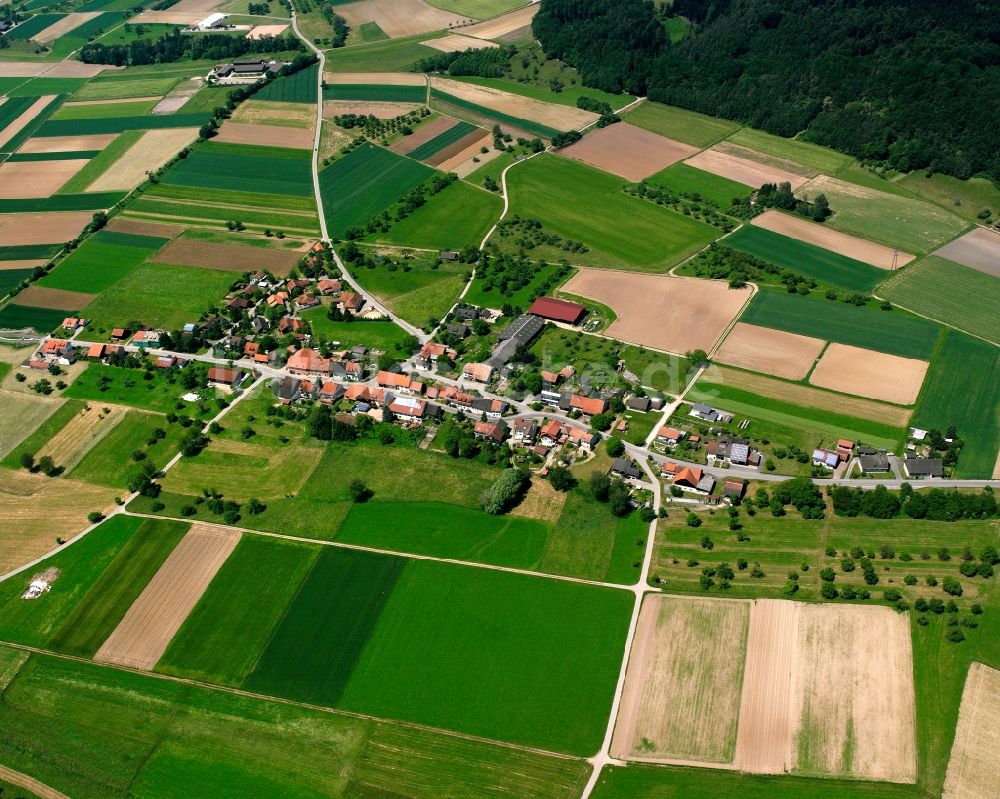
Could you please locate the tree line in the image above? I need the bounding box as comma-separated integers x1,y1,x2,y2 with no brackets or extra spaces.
533,0,1000,183
79,29,301,66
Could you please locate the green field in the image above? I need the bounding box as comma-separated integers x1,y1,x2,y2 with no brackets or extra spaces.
911,330,1000,478
0,244,60,260
5,79,88,98
0,268,32,298
740,289,940,359
253,63,318,103
36,113,212,137
0,648,589,799
52,99,159,120
0,94,61,152
144,181,317,212
69,411,185,489
319,143,436,238
374,178,502,250
897,171,1000,224
157,536,319,685
625,100,740,148
725,224,886,292
0,304,68,332
409,120,478,161
0,96,34,137
0,192,126,213
725,127,853,175
880,256,1000,344
7,149,102,161
431,88,560,139
71,75,181,101
323,35,440,72
504,154,720,270
65,364,218,417
38,229,165,293
126,198,320,234
323,83,426,103
160,141,313,198
4,13,62,40
648,162,750,210
301,312,413,349
80,263,235,332
48,518,188,657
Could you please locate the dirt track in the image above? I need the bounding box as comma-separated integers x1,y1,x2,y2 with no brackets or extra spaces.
685,148,809,190
0,160,89,199
714,322,825,380
559,123,698,182
751,209,914,269
0,765,70,799
809,343,928,405
944,663,1000,799
95,525,241,670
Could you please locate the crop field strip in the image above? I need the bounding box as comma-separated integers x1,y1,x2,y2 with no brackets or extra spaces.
408,119,478,162
324,83,427,103
38,229,169,293
430,88,562,139
159,141,314,198
943,663,1000,799
34,112,212,138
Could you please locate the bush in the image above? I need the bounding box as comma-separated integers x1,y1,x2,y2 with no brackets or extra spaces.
547,465,577,492
942,576,963,596
482,469,529,514
686,513,702,528
820,583,838,599
946,628,965,643
883,589,902,602
348,478,372,503
87,511,104,524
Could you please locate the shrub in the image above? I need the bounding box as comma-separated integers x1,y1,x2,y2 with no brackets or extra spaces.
86,511,104,524
687,513,702,528
942,576,963,596
482,469,529,514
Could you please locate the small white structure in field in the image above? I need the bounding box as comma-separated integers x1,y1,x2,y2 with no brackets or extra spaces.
198,13,227,30
22,580,51,600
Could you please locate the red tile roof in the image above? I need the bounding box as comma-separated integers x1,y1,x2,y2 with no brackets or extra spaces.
570,394,606,416
528,296,586,324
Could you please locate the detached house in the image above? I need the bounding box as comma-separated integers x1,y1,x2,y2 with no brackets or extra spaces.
286,348,333,376
474,419,509,443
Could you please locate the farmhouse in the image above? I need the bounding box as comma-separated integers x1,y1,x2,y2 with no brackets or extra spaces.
671,466,715,495
388,396,427,421
474,420,509,443
657,426,686,445
610,458,644,481
275,376,301,404
570,394,607,416
317,278,342,294
904,457,944,479
627,396,651,412
812,448,842,469
513,418,538,445
39,339,74,362
207,367,244,388
463,362,494,383
338,291,365,314
454,304,486,321
133,330,160,347
318,380,345,403
528,296,587,325
61,317,86,331
707,436,759,467
287,348,333,376
489,313,544,368
377,370,424,394
859,453,890,473
722,479,746,502
417,342,457,368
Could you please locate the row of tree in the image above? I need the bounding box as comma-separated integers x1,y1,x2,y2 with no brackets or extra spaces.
79,29,300,66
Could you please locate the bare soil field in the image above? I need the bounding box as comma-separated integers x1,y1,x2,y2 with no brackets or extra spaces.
95,524,241,670
613,595,750,764
944,663,1000,799
422,33,499,52
232,99,316,128
751,209,915,269
460,4,537,39
436,133,499,176
0,160,89,199
336,0,464,38
809,343,928,405
106,217,185,239
424,128,488,167
325,72,427,85
935,228,1000,277
560,123,698,182
685,148,809,190
246,23,289,39
0,62,51,77
0,96,55,150
45,61,116,78
562,269,751,354
389,115,459,155
33,12,101,43
133,10,203,23
0,389,63,460
88,128,200,192
0,468,116,575
324,100,421,120
734,599,800,774
702,364,912,427
714,322,825,380
214,120,313,149
431,76,597,131
18,133,118,153
789,603,915,782
149,237,302,275
0,259,47,270
13,285,96,311
38,404,127,473
0,212,92,246
714,141,816,179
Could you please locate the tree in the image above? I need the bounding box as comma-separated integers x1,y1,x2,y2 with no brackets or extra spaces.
348,478,371,503
37,455,55,475
87,511,104,524
181,430,209,457
246,498,266,515
547,465,577,492
606,437,625,457
686,513,702,528
19,452,34,471
482,469,529,514
942,576,963,596
608,479,632,517
307,405,332,440
590,473,611,502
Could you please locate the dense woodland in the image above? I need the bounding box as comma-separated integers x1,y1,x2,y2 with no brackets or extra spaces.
534,0,1000,182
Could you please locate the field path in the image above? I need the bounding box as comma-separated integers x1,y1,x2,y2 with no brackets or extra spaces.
0,764,71,799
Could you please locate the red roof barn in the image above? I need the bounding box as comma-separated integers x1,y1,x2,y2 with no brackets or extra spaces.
528,296,586,325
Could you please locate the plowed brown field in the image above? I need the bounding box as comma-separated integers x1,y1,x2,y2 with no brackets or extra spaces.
714,322,825,380
149,237,302,275
809,343,928,405
13,285,96,311
560,123,698,182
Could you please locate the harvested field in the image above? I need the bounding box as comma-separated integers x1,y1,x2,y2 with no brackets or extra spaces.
436,132,499,176
61,97,161,108
562,269,750,354
12,284,96,311
246,23,289,39
390,115,459,155
734,599,799,774
0,96,55,150
0,212,92,246
702,365,913,428
232,99,317,129
0,160,89,199
422,33,499,52
0,62,50,77
789,603,915,782
944,663,1000,799
0,468,116,575
105,217,185,239
86,128,199,192
685,148,808,190
150,78,201,115
0,259,46,270
559,123,698,182
751,209,914,269
37,404,127,474
430,76,596,131
714,140,816,179
325,71,427,85
0,389,63,460
612,596,749,764
509,477,567,526
44,61,115,78
132,10,203,24
17,133,117,153
336,0,464,38
460,3,537,39
809,343,929,405
324,100,422,119
214,120,313,149
32,12,101,44
714,322,825,380
935,228,1000,277
94,525,241,671
149,237,302,276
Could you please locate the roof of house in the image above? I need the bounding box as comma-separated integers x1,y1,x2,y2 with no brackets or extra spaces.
389,397,426,417
859,453,890,471
462,362,494,382
905,457,943,476
87,343,105,358
611,458,643,479
570,394,606,416
674,466,703,486
474,420,507,441
528,296,586,324
658,426,683,440
208,367,240,383
627,396,650,411
837,438,855,450
377,370,423,392
722,479,745,497
287,348,331,374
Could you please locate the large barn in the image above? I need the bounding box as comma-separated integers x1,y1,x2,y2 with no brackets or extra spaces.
528,296,586,325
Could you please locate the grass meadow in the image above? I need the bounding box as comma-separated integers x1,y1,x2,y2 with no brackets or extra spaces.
0,304,69,332
464,261,561,310
725,225,885,293
323,35,441,72
897,171,1000,224
880,255,1000,344
624,101,740,148
65,364,218,417
740,289,940,359
725,127,853,175
70,75,182,101
648,161,750,210
504,154,720,271
301,312,414,349
347,253,466,325
253,63,317,103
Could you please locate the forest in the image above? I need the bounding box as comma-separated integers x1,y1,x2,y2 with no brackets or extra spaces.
533,0,1000,182
79,30,301,66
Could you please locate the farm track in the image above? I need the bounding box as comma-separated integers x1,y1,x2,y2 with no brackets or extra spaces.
0,764,70,799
